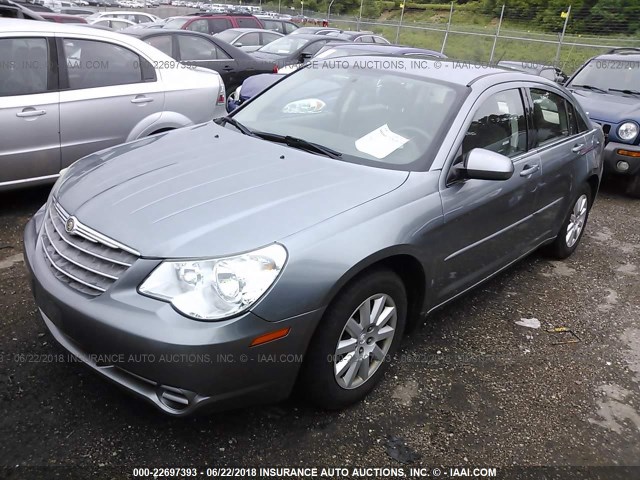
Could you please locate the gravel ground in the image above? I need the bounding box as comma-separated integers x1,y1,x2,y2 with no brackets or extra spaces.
0,180,639,476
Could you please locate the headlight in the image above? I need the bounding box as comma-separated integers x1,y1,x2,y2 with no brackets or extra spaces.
618,121,639,142
139,244,287,320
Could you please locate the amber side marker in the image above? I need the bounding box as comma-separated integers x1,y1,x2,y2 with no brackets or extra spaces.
617,149,640,158
250,327,291,347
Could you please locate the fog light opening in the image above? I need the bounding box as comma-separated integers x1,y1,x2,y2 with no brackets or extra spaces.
617,160,631,172
158,386,190,411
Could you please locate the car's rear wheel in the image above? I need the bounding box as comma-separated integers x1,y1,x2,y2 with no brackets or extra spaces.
299,269,407,409
544,185,592,259
626,175,640,198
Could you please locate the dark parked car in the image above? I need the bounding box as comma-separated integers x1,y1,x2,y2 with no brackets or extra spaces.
25,58,603,416
566,47,640,197
250,33,348,69
498,60,568,85
126,29,277,95
315,42,447,60
164,13,263,35
0,0,43,19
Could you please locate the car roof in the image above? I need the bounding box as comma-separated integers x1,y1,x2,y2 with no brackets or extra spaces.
221,27,265,33
312,55,551,87
594,48,640,61
0,18,171,58
322,42,444,57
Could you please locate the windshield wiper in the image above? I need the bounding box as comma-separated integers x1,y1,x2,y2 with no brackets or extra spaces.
609,88,640,96
570,84,607,93
253,131,342,159
213,116,257,137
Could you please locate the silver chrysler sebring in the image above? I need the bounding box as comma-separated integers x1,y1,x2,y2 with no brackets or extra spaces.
24,58,604,416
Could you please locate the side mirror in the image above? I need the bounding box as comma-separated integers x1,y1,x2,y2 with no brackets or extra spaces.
235,42,243,47
299,51,313,62
465,148,514,181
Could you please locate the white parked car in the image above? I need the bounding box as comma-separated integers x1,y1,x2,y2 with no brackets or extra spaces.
87,11,161,24
89,17,137,30
0,19,226,191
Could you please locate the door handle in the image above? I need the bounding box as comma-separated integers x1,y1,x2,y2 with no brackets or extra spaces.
572,144,585,153
222,66,234,71
130,96,153,104
520,164,540,177
16,109,46,118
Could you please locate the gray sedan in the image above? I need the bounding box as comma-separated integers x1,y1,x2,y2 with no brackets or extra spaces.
24,58,604,415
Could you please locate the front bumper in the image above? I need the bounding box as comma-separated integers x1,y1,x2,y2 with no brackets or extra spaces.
603,141,640,177
23,212,321,416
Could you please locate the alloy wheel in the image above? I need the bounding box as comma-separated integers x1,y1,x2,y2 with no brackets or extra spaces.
566,194,588,248
333,294,397,390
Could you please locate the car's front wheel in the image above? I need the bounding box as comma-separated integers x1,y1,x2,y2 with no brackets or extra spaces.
299,269,407,409
544,185,592,259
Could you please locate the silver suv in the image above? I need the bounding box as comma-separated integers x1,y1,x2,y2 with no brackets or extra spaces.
1,19,226,191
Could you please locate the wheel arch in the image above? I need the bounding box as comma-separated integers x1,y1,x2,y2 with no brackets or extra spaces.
319,247,428,332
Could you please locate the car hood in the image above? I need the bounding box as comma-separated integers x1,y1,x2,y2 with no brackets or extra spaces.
570,88,640,123
55,123,408,258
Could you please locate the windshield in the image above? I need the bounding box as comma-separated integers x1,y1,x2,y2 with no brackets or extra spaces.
569,59,640,93
232,65,464,170
257,36,309,55
163,17,189,29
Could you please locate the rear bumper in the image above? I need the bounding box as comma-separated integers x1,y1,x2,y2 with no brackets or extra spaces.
23,212,321,416
603,141,640,176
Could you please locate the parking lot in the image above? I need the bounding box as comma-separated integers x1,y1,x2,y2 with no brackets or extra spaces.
1,178,639,471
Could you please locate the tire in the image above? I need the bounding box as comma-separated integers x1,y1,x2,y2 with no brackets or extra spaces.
299,269,407,410
543,185,592,260
626,175,640,199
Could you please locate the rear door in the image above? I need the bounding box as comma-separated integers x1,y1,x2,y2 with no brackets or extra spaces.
526,86,592,237
0,35,60,187
437,87,542,301
176,34,240,89
58,36,164,167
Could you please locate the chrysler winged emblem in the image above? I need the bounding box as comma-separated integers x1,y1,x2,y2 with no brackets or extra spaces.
65,216,77,235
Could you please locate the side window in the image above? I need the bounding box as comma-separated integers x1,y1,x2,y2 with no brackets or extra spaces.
462,89,527,159
236,17,260,28
237,32,260,46
261,32,281,44
209,18,232,34
63,39,143,89
373,36,389,44
302,40,327,56
263,19,282,33
0,37,48,96
135,15,152,24
178,35,229,61
284,23,297,34
145,35,173,58
566,101,589,134
186,19,209,34
530,88,570,145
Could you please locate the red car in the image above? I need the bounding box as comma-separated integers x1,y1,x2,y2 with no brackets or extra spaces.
40,12,87,24
164,13,263,36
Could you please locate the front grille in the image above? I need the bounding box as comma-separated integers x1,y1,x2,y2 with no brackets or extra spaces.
41,199,139,296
